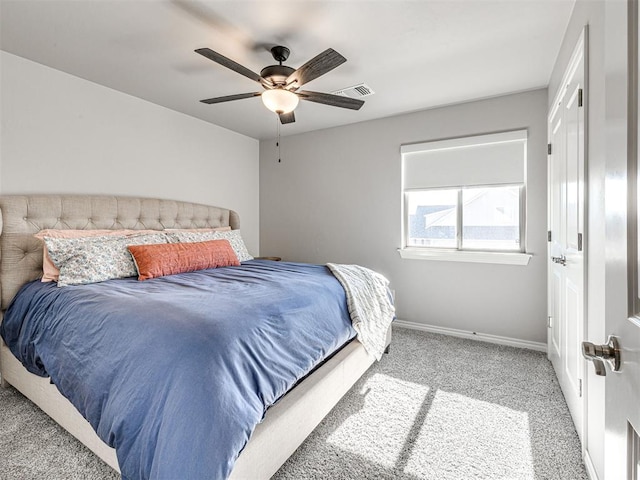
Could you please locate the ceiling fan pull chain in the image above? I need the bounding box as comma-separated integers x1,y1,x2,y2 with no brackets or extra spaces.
276,116,282,163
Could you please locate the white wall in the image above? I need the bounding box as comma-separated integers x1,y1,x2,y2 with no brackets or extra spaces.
0,51,260,253
259,89,548,344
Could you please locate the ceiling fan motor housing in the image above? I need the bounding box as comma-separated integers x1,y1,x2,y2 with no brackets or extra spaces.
260,65,295,87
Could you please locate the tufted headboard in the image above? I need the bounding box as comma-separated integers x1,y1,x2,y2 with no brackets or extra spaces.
0,195,240,312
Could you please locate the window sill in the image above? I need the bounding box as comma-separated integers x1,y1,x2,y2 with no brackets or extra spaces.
397,248,532,265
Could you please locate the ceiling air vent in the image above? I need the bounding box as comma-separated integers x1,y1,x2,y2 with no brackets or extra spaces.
331,83,375,99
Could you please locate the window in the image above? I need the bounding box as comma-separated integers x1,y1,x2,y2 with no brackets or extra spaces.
400,130,530,264
406,185,523,251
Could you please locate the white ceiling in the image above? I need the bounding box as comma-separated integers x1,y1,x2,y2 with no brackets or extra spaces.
0,0,575,140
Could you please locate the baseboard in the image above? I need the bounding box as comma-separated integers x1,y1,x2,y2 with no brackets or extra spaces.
393,319,547,352
583,449,599,480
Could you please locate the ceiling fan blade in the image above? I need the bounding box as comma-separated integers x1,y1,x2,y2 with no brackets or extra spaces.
297,90,364,110
279,111,296,124
200,92,261,104
286,49,346,87
195,48,263,84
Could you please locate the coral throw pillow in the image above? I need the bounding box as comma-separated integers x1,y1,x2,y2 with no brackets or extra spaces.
128,239,240,281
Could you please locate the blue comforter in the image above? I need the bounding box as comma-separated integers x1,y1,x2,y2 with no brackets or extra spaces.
1,260,355,480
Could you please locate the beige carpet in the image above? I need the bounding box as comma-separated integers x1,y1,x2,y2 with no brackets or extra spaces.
0,327,587,479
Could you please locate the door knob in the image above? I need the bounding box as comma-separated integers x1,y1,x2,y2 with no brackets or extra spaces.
582,335,621,376
551,255,566,266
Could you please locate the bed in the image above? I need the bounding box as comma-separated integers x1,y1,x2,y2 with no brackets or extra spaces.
0,195,393,480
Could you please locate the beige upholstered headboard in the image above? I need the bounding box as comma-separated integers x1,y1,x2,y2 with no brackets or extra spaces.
0,195,240,312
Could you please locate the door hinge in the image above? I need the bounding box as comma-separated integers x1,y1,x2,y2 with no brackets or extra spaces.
578,233,583,251
548,230,552,242
578,378,583,397
547,316,553,328
578,88,583,107
548,143,552,155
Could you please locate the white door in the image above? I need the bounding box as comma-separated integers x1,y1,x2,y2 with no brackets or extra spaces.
548,30,586,441
593,2,640,478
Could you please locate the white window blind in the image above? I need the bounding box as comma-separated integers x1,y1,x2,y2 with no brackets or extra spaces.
401,130,527,189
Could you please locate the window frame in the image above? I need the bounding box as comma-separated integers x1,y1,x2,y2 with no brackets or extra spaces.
399,130,532,266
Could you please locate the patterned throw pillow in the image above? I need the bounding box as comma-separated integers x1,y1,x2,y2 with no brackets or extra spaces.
165,229,253,262
35,229,162,282
213,230,253,262
163,227,231,233
44,233,169,286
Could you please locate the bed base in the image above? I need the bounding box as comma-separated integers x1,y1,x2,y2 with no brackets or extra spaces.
1,327,390,479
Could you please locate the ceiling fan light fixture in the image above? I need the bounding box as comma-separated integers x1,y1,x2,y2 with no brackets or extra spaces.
262,89,299,114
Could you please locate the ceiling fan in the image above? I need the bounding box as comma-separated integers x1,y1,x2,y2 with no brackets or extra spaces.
195,45,365,124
